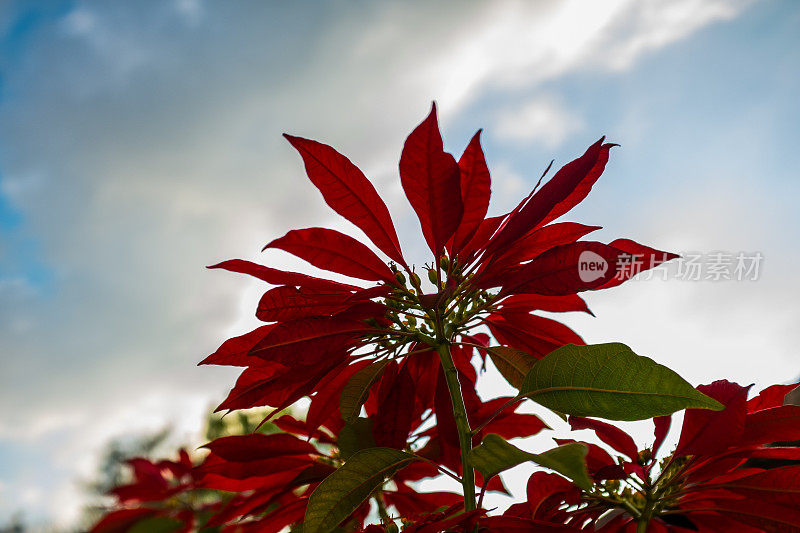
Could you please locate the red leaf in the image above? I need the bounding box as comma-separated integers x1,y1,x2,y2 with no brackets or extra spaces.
497,294,593,316
372,362,417,449
499,241,625,296
204,433,316,461
199,454,311,480
459,215,504,262
538,142,614,227
496,309,584,346
256,286,357,322
747,382,799,413
434,366,461,449
248,497,307,532
486,312,583,359
208,259,360,292
205,488,285,527
283,134,405,264
676,380,750,456
383,487,462,517
264,228,395,282
478,405,548,441
596,239,679,289
90,508,160,533
216,359,341,413
741,405,800,446
198,472,296,494
710,465,800,508
485,139,613,258
485,222,602,282
200,325,275,367
399,103,463,255
449,130,491,255
404,347,440,416
569,416,639,461
681,498,800,530
526,471,581,519
652,416,671,457
273,415,335,444
249,315,370,365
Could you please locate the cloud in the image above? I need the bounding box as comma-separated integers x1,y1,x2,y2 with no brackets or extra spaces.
493,95,583,147
0,0,761,526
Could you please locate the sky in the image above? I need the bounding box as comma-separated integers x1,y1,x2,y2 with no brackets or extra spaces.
0,0,799,528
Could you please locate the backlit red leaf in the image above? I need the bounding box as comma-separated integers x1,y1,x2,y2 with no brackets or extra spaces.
204,433,317,462
208,258,360,292
597,239,679,289
676,380,750,456
741,405,800,446
256,286,357,322
372,362,417,449
569,416,639,461
485,222,602,281
497,294,593,316
747,382,799,413
499,241,625,296
449,130,491,255
284,134,404,264
199,324,275,367
485,139,612,258
399,103,463,255
264,228,395,282
249,315,371,365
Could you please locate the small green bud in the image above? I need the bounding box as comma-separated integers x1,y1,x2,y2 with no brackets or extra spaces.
427,269,438,285
411,272,421,287
394,271,406,285
385,523,399,533
439,256,450,270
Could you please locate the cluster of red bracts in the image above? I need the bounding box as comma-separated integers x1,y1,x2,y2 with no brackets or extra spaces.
199,104,674,421
91,105,713,532
500,380,800,532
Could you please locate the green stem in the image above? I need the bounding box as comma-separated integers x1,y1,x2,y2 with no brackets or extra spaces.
637,518,649,533
375,492,391,524
436,343,477,513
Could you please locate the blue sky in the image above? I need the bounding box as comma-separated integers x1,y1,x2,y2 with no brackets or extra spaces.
1,0,798,528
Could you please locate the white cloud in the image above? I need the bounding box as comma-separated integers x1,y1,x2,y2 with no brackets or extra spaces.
493,95,584,147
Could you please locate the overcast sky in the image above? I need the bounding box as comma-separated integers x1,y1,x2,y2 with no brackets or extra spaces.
1,0,799,528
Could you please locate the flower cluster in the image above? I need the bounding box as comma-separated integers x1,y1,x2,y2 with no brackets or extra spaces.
504,380,800,532
90,106,798,533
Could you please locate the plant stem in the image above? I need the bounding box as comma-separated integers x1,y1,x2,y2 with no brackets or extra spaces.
636,518,648,533
375,492,392,524
436,343,477,513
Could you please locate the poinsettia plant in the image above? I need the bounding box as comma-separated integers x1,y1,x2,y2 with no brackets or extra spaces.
91,105,800,533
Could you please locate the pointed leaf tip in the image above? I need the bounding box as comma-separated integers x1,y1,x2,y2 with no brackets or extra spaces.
519,343,724,421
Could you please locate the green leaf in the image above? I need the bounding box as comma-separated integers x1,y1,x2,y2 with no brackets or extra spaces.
519,343,724,421
336,417,376,461
340,360,389,421
128,517,184,533
486,346,537,388
304,448,416,533
470,434,592,490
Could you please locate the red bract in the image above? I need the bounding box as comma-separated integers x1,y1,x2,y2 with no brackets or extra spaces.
204,103,674,417
94,104,692,533
511,380,800,532
89,450,196,533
